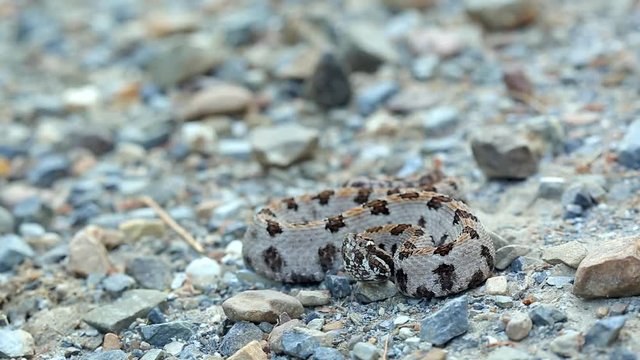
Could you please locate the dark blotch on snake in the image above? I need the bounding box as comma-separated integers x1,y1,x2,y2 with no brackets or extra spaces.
390,224,411,235
266,220,283,237
398,192,420,199
325,215,346,233
417,216,426,228
468,269,486,289
481,245,494,269
433,263,456,291
365,199,390,215
318,244,338,272
282,198,298,211
415,285,436,299
433,242,454,256
312,190,335,205
264,246,283,272
395,268,408,294
462,226,480,240
354,188,372,204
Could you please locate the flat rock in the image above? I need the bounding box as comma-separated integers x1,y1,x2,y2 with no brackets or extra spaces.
464,0,537,31
542,241,588,269
250,124,319,168
584,315,626,347
494,245,532,270
68,226,111,277
281,327,327,359
0,206,15,234
118,219,166,242
618,119,640,169
0,234,35,272
295,290,331,307
147,43,224,88
181,84,253,120
573,236,640,298
86,350,128,360
420,295,469,346
140,321,195,347
83,289,167,332
228,340,267,360
0,329,35,358
312,347,345,360
528,304,567,327
353,280,397,303
126,256,172,290
222,290,304,323
486,346,532,360
471,127,541,179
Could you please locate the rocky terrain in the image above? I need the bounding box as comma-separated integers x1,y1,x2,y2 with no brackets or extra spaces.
1,0,640,359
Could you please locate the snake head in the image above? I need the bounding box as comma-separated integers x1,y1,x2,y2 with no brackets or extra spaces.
343,233,394,281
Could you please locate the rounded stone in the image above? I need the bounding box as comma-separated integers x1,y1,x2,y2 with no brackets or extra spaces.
505,313,532,341
185,257,222,289
222,290,304,323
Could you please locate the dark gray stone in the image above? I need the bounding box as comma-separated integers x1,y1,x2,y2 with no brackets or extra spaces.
125,256,172,290
86,350,128,360
618,119,640,169
140,321,195,347
324,275,352,298
356,81,399,116
102,273,136,294
585,316,626,347
308,53,351,109
353,280,397,303
12,196,54,226
219,321,263,357
26,154,70,187
528,304,567,327
281,329,321,359
312,347,345,360
420,295,469,346
83,289,167,332
561,182,605,211
0,234,35,272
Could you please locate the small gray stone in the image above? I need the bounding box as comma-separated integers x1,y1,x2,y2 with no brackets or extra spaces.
0,206,14,234
312,347,345,360
537,177,566,199
585,315,626,347
185,257,222,290
126,256,172,290
546,276,573,288
464,0,537,31
356,81,399,116
222,290,304,323
26,154,70,187
140,321,194,347
325,275,351,298
308,53,351,109
281,328,322,359
351,342,379,360
420,296,469,346
83,289,167,332
86,350,128,360
561,182,606,212
102,273,136,294
542,241,588,269
140,349,165,360
219,321,263,356
342,23,399,73
505,313,532,341
412,55,439,80
0,329,35,358
0,234,35,272
486,346,532,360
354,280,397,303
269,319,305,353
471,127,541,179
549,330,583,358
494,245,531,270
68,225,111,277
250,124,319,168
295,290,331,307
493,296,514,308
618,119,640,169
147,42,223,88
420,106,459,136
528,304,567,327
12,196,54,226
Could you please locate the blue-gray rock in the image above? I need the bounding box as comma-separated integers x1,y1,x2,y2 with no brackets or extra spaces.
0,329,35,358
420,295,469,346
125,256,172,290
545,276,573,288
312,347,345,360
12,196,54,226
585,316,626,347
0,234,35,272
221,7,269,47
618,119,640,169
351,342,379,360
561,182,605,212
0,206,15,234
528,304,567,327
139,321,194,347
147,308,166,324
102,273,136,294
83,289,167,332
308,53,352,109
281,329,321,359
420,106,460,136
356,82,399,116
610,347,637,360
27,154,70,187
354,280,397,303
412,55,439,81
219,321,263,357
325,275,352,298
118,120,172,150
86,350,128,360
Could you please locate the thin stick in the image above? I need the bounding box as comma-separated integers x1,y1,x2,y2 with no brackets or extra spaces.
381,334,389,360
141,196,205,254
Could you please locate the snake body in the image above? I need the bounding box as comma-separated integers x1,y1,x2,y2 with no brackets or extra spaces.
242,173,495,298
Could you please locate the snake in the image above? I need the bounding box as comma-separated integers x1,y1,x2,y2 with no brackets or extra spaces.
242,172,495,298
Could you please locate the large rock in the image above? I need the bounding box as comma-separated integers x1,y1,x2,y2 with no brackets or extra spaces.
222,290,304,323
471,126,541,179
618,119,640,169
464,0,537,31
573,236,640,298
83,289,167,332
249,124,319,168
68,226,111,277
420,296,469,346
181,84,253,121
0,329,35,358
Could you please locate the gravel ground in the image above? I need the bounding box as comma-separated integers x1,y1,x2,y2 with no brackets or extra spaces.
1,0,640,359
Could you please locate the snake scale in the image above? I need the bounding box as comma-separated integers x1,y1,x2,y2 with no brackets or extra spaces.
242,171,495,298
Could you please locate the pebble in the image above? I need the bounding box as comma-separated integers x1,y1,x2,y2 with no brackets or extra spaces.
505,313,532,341
486,346,532,360
102,333,121,351
181,84,253,121
140,321,194,347
222,290,304,323
343,23,398,73
503,65,533,98
618,119,640,169
471,127,540,179
549,330,584,358
295,290,331,307
561,182,606,217
281,327,326,358
420,296,469,346
227,340,267,360
12,196,53,226
83,289,167,332
26,154,70,187
86,350,128,360
493,296,514,308
311,347,345,360
140,349,165,360
419,106,460,136
0,329,35,358
573,236,640,298
163,341,184,356
353,280,398,303
185,257,222,290
67,226,111,277
545,276,574,288
351,342,379,360
125,256,172,290
220,322,264,357
584,316,626,347
0,234,35,272
494,245,532,270
0,206,15,233
102,274,136,294
412,55,439,81
147,43,222,88
268,319,304,353
250,124,319,168
356,81,399,116
542,241,588,269
485,276,508,295
308,53,352,109
528,304,567,327
179,122,218,155
537,177,567,199
118,219,166,242
464,0,537,30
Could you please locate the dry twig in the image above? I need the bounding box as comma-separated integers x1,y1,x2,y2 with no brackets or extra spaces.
140,196,205,254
